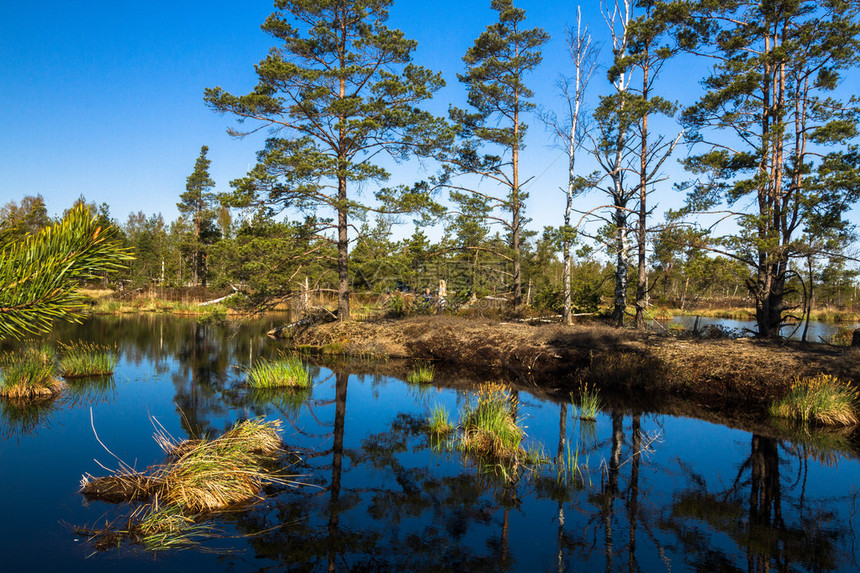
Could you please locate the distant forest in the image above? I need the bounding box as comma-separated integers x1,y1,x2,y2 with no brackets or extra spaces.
4,0,860,338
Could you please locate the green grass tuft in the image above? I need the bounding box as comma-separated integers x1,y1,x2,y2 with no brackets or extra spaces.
459,382,524,461
0,345,61,399
572,381,602,421
247,357,310,389
770,373,859,426
58,342,117,378
406,363,435,384
428,404,454,436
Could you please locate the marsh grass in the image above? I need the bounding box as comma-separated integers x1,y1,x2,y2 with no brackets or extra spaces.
459,383,524,465
572,381,602,421
0,345,62,399
247,358,310,389
770,373,859,426
424,383,531,478
827,327,855,346
78,418,296,551
428,404,454,436
58,342,117,378
406,363,435,385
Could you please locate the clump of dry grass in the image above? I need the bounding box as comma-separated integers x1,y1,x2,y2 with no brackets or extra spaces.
0,346,63,399
770,373,860,426
78,418,296,551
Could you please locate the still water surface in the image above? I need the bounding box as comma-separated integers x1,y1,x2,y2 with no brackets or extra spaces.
666,315,859,341
1,315,859,572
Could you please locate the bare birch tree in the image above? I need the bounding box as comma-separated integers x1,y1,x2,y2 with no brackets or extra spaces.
543,7,599,325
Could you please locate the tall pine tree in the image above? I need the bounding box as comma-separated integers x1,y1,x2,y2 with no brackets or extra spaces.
205,0,448,320
446,0,548,307
674,0,860,337
178,145,218,286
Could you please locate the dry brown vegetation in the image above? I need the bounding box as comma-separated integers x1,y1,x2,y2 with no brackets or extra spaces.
282,316,860,409
78,418,296,551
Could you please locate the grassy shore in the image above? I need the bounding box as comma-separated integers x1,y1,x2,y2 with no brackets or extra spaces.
78,287,239,317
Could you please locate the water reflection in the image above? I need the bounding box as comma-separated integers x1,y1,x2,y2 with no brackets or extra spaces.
0,396,61,439
1,315,859,572
669,433,851,571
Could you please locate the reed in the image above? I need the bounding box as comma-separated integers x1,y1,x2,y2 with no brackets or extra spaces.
247,357,310,389
406,363,435,385
428,404,454,436
58,342,117,378
770,373,860,426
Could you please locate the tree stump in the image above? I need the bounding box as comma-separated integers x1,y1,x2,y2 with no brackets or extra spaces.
852,329,860,347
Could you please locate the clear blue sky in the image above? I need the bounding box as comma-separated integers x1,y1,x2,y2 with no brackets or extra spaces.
0,0,733,239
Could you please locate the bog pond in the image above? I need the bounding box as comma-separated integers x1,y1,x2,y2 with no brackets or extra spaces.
1,315,859,572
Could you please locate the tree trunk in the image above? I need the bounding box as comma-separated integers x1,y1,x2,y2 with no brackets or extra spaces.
563,131,575,325
512,86,522,307
634,32,651,330
612,199,628,327
337,175,350,322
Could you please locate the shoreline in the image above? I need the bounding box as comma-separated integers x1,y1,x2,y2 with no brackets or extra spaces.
277,315,860,414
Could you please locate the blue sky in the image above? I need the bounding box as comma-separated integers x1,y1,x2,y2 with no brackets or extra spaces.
0,0,734,240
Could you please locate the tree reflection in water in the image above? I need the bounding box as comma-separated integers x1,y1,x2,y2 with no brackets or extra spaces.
670,434,847,572
17,315,858,572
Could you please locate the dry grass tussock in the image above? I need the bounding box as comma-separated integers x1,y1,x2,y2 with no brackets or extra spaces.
770,373,860,427
78,418,298,550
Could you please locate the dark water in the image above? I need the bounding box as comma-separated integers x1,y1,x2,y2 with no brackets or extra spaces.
2,316,859,572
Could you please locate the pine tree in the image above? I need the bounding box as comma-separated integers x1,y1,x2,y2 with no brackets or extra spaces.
675,0,860,337
205,0,448,320
447,0,548,307
177,145,217,286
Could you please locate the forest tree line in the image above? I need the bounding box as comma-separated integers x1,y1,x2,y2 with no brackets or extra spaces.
4,0,860,337
2,190,858,317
